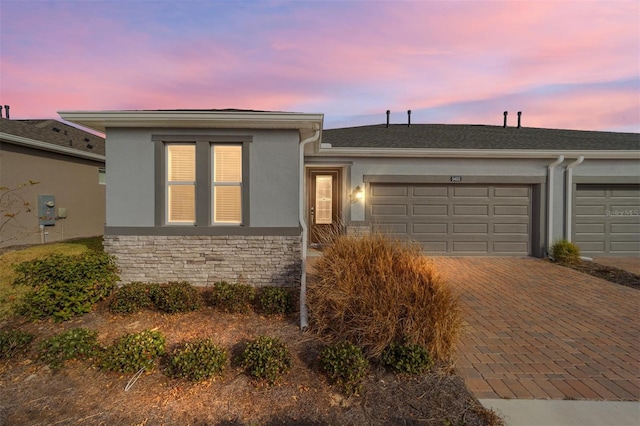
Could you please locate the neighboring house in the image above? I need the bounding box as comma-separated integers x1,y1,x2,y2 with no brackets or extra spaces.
58,109,639,292
0,117,106,248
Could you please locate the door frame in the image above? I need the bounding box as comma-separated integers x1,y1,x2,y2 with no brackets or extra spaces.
306,167,344,245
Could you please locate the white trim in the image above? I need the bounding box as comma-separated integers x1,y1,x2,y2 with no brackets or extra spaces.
547,155,565,255
315,147,640,159
565,156,585,242
0,132,105,162
58,110,325,135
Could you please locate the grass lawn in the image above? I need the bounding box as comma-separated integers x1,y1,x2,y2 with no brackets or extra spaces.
0,237,103,320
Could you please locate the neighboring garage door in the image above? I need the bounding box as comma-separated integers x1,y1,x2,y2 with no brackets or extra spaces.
573,184,640,256
369,184,531,255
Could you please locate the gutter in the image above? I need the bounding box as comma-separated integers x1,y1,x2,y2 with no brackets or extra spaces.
315,147,639,160
565,156,585,242
298,128,321,331
546,155,564,255
0,132,105,162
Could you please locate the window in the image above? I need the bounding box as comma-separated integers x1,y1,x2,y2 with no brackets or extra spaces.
157,136,249,228
213,145,242,224
167,144,195,224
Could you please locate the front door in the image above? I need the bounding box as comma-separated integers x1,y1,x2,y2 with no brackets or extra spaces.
308,169,341,244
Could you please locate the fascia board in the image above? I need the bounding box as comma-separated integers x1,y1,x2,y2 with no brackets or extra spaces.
0,132,106,162
58,110,324,133
314,147,640,160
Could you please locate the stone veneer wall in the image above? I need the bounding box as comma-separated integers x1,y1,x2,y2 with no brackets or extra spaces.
103,235,302,287
346,225,371,236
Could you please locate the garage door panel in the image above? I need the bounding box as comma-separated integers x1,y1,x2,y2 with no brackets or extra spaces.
371,186,408,196
369,183,531,255
574,223,605,233
413,223,448,234
574,184,640,256
453,205,489,216
494,187,530,197
453,187,489,197
494,205,529,216
413,204,448,216
494,223,529,234
413,187,448,197
371,204,407,216
453,223,488,234
610,223,640,234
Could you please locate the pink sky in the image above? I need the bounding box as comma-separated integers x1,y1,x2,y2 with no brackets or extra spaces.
1,0,638,132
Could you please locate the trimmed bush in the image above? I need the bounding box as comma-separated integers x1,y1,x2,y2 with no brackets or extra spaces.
38,328,100,370
150,282,203,314
319,341,368,395
256,287,295,316
100,330,165,373
552,240,581,265
207,281,255,313
307,233,462,363
0,329,34,359
380,341,432,375
14,252,119,321
109,282,156,314
239,335,291,385
166,338,227,382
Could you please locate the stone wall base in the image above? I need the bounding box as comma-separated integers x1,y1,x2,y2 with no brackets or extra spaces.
104,235,302,287
346,225,371,236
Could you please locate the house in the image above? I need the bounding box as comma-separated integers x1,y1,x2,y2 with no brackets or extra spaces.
0,115,106,248
58,109,639,291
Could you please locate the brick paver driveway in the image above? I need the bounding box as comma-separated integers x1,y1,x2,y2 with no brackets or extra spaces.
430,257,640,401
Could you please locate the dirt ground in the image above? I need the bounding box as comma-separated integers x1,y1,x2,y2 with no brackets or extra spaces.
0,302,502,426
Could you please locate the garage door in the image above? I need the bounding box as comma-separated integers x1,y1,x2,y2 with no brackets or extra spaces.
573,184,640,256
369,184,531,255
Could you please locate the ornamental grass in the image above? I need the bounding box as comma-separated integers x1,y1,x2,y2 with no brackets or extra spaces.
307,233,462,363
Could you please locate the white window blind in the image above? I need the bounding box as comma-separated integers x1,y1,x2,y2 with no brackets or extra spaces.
213,145,242,224
167,144,195,224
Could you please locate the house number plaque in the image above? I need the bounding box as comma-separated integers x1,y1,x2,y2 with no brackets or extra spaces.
450,176,462,182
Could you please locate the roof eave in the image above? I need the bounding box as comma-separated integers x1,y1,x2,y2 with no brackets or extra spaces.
58,110,325,137
314,147,640,159
0,132,106,162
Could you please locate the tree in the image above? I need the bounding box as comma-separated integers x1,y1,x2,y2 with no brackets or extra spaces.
0,180,39,245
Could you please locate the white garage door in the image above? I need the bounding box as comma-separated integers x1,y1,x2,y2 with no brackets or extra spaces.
369,184,531,255
574,184,640,256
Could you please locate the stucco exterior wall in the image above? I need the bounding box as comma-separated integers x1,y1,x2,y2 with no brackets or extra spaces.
105,128,300,228
0,143,105,247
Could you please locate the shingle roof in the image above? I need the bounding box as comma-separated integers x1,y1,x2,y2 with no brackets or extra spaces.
322,124,640,151
0,118,105,156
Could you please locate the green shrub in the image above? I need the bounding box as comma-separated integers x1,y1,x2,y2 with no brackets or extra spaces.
109,282,156,314
307,233,462,363
0,329,35,359
14,252,119,321
207,281,255,313
38,328,100,370
319,341,368,395
256,287,295,316
380,341,432,375
552,240,581,264
166,338,227,382
100,330,165,373
239,335,291,385
150,282,203,314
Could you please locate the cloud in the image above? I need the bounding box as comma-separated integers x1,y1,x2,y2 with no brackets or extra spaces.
0,0,638,132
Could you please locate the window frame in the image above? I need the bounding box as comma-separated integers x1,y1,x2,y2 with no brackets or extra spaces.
165,143,196,225
154,135,251,228
212,144,243,225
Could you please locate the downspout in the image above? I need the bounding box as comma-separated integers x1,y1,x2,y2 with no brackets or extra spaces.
547,155,564,255
565,156,584,242
298,128,320,331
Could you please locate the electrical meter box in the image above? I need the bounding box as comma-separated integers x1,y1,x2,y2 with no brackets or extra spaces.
38,195,56,226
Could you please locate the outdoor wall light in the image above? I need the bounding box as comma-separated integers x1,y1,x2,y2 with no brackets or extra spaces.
351,185,364,202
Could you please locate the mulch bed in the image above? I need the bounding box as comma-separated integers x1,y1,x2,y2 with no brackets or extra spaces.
554,260,639,290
